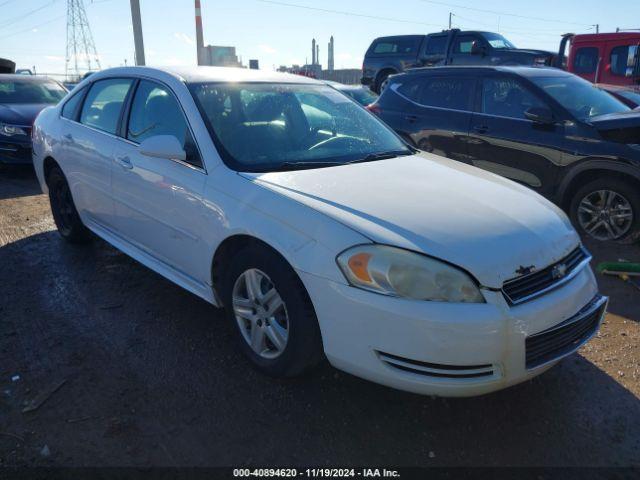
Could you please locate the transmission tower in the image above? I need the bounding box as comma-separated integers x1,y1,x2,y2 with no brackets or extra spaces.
65,0,101,79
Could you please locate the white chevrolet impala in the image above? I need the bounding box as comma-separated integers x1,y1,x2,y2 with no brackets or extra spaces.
32,66,607,397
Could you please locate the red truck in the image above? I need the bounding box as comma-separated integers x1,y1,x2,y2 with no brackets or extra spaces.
557,32,640,86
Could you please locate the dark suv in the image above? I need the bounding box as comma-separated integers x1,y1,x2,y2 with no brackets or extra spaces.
362,30,555,93
369,66,640,242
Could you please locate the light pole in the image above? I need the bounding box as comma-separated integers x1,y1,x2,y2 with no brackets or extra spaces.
130,0,145,65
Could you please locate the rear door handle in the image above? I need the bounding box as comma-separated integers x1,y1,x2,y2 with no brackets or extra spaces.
405,115,418,123
115,155,133,170
63,133,73,141
473,125,489,134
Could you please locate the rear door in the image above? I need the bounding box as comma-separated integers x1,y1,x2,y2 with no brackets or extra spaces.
61,78,134,228
110,78,208,282
390,73,476,163
467,74,565,197
420,34,448,67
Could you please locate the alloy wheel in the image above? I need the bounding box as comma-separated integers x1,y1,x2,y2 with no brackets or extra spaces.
577,189,634,241
232,268,289,359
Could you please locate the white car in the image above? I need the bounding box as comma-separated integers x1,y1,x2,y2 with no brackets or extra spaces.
32,66,607,397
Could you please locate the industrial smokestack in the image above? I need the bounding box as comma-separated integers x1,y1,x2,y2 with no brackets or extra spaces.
328,36,334,71
312,38,316,65
195,0,205,65
316,44,319,66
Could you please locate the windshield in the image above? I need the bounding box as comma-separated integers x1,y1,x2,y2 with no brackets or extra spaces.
481,32,516,50
340,87,378,106
0,79,66,104
617,89,640,106
189,83,410,172
530,75,631,120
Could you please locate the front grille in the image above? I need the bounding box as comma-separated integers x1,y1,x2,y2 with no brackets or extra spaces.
525,295,607,369
378,351,496,380
502,247,590,305
0,140,32,164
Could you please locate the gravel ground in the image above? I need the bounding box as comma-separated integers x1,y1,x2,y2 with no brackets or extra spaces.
0,165,639,468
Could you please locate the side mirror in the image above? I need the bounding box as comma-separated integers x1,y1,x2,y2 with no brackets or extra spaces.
471,41,485,56
139,135,186,162
524,107,555,125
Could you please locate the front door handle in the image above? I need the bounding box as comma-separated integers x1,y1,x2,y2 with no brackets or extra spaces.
473,125,489,134
63,133,73,141
115,155,133,170
405,115,418,123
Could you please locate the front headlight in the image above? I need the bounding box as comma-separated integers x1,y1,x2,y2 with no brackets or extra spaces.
0,123,28,137
336,244,485,303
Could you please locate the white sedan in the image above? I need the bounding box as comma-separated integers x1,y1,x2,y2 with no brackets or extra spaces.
32,66,606,397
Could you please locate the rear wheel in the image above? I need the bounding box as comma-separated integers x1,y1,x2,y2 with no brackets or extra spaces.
222,244,324,377
47,166,92,243
374,70,395,94
569,177,640,243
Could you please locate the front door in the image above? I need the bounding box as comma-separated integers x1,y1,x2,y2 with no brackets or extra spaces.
448,34,487,66
110,79,208,283
467,75,565,197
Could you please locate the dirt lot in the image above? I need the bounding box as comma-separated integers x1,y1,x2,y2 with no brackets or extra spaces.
0,166,639,468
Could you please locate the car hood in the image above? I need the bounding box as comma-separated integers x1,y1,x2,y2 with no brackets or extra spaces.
240,154,580,288
499,48,554,57
589,110,640,130
0,103,50,125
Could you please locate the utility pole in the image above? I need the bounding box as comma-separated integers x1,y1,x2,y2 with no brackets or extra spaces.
130,0,145,65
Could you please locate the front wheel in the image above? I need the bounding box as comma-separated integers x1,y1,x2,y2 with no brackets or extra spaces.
569,177,640,243
47,166,92,243
222,244,324,377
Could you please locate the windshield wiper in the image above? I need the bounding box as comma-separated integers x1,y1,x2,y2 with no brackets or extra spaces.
252,149,415,173
260,161,345,172
347,149,414,165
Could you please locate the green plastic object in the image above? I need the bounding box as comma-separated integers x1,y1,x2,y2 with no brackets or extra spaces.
596,261,640,275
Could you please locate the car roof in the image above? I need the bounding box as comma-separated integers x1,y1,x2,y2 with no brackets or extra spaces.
400,66,571,78
88,66,323,85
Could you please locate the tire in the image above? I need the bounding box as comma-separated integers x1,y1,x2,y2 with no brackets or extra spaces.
569,177,640,243
222,244,324,377
374,71,394,94
47,166,92,243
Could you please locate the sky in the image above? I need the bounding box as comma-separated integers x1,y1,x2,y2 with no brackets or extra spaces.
1,0,639,77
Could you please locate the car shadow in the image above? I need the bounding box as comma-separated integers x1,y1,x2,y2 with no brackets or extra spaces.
0,165,42,200
1,230,638,467
582,236,640,322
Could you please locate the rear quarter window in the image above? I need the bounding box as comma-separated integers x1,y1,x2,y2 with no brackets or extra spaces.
371,37,420,56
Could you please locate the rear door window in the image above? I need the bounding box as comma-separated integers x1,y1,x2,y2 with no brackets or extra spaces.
80,78,133,135
610,45,637,76
425,36,447,55
573,47,599,74
419,76,475,111
481,77,547,120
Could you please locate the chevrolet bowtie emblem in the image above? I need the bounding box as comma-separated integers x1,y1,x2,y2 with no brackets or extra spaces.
552,263,568,280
